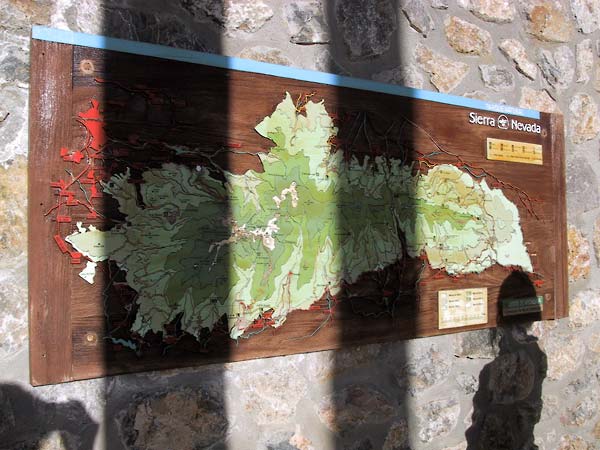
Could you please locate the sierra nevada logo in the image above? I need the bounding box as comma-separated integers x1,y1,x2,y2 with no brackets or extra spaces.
497,114,509,130
468,111,541,134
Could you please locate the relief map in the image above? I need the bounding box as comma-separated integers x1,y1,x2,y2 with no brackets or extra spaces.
50,89,534,349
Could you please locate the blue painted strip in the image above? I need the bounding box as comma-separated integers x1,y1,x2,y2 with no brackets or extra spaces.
32,26,540,120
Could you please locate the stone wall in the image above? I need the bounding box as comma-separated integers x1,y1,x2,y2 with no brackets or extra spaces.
1,0,600,449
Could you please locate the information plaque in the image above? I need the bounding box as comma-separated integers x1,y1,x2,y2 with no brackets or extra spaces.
29,27,568,385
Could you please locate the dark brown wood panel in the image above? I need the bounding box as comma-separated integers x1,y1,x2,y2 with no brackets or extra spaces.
30,41,568,385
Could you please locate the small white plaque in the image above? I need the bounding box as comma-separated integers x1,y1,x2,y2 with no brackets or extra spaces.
438,288,488,329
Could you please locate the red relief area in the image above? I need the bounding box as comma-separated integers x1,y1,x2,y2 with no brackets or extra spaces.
78,99,107,151
47,99,108,261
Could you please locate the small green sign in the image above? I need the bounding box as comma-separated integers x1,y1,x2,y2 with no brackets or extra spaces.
502,295,544,316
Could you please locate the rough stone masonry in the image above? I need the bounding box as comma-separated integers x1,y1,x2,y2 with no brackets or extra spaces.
1,0,600,449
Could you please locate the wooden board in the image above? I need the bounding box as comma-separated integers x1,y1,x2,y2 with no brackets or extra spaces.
29,36,568,385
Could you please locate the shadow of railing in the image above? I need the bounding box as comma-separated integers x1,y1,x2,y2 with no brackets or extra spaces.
324,2,414,448
98,3,231,449
0,383,98,449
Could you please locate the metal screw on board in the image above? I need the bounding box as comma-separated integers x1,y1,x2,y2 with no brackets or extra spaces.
85,332,97,344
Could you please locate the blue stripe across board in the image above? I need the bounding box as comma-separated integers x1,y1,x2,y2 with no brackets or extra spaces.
32,26,540,120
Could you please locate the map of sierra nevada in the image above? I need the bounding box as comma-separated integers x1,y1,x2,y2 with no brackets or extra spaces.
65,93,532,341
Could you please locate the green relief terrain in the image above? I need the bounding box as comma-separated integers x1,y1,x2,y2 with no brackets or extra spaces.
66,93,532,340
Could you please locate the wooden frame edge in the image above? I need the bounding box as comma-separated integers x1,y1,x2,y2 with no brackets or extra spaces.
550,112,569,319
29,39,74,386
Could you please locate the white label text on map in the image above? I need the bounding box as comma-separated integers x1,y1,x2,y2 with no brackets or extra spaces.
468,112,541,134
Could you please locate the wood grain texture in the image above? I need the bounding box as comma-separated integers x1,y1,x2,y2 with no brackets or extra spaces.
29,43,569,384
29,40,74,385
550,113,569,319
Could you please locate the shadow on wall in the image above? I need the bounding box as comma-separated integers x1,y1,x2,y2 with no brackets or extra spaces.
0,383,98,449
98,2,232,450
94,1,416,448
324,1,414,449
466,272,548,450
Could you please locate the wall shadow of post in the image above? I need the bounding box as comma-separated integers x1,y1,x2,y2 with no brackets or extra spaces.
92,2,424,444
97,4,232,450
324,2,415,448
466,272,548,450
0,383,98,449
